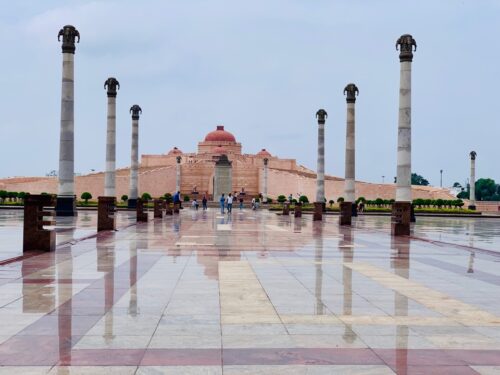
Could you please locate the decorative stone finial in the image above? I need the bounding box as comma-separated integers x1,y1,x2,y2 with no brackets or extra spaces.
263,158,269,166
470,151,477,160
396,34,417,62
130,105,142,120
57,25,80,54
104,77,120,97
316,109,328,124
176,156,182,164
343,83,359,103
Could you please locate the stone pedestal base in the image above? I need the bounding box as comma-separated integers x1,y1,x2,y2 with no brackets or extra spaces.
282,203,290,216
391,202,411,236
55,196,77,217
23,195,56,252
127,199,137,209
294,203,302,218
97,196,116,231
313,202,323,221
137,198,148,222
340,202,352,226
154,199,164,218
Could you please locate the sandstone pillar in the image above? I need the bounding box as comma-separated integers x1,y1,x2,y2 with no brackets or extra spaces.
104,78,120,197
392,34,417,236
469,151,477,210
128,105,142,208
314,109,327,221
263,158,269,203
341,83,359,225
56,25,80,216
175,156,182,193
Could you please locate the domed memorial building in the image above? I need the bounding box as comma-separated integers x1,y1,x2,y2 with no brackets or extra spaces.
0,125,455,202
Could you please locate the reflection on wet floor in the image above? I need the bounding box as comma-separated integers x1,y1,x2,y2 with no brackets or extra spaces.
0,209,499,374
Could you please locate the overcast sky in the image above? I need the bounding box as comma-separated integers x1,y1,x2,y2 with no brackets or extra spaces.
0,0,498,187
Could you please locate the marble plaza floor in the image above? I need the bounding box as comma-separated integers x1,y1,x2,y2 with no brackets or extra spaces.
0,209,499,374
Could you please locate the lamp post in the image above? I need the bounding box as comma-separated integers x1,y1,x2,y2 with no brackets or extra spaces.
440,169,443,188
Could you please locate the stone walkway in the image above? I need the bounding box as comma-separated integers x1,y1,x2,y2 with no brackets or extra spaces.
0,209,499,374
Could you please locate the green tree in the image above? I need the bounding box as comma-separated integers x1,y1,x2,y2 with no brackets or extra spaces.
337,197,344,203
163,193,173,203
18,192,27,202
475,178,498,201
183,194,190,202
328,199,334,207
411,173,429,186
299,195,309,204
277,195,287,203
121,195,128,203
141,192,152,201
0,190,8,203
81,192,92,204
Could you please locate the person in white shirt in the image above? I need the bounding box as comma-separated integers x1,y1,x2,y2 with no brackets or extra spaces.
227,193,234,213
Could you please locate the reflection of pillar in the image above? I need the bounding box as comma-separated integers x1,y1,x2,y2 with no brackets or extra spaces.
340,226,355,342
469,151,477,210
97,236,116,342
263,158,269,203
176,156,182,193
467,220,475,273
391,236,410,373
128,105,142,209
314,109,327,221
57,245,73,362
104,77,120,197
129,241,138,316
392,34,417,236
313,223,324,314
56,25,80,216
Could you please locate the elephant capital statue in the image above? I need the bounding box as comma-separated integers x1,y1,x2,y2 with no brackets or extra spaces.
343,83,359,103
130,104,142,120
316,109,328,124
396,34,417,62
104,77,120,97
58,25,80,54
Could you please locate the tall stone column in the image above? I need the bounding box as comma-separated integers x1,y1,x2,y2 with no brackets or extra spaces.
56,25,80,216
392,34,417,236
340,83,359,225
314,109,327,221
128,105,142,208
469,151,477,210
104,78,120,197
263,158,269,203
175,156,182,193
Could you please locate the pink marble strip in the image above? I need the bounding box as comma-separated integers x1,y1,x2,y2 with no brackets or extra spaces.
4,348,492,367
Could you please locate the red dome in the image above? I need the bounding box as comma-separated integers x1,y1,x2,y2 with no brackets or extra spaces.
204,125,236,142
257,148,272,157
168,147,183,155
212,145,227,154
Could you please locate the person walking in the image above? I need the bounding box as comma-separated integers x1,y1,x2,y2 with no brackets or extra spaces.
239,194,244,210
288,193,293,203
173,191,180,208
219,193,225,214
202,194,208,210
227,193,233,214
